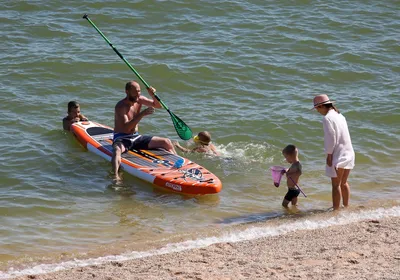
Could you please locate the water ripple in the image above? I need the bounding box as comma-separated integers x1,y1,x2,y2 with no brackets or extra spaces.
1,0,399,268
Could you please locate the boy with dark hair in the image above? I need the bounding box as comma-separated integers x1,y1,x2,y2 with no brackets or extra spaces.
63,101,88,131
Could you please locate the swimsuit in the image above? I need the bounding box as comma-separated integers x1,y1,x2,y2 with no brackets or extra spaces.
284,188,300,201
113,132,153,151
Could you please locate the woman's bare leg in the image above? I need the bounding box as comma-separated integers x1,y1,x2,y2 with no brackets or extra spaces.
331,169,344,210
340,169,351,207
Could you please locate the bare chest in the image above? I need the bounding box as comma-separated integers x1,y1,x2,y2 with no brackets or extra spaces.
126,102,141,120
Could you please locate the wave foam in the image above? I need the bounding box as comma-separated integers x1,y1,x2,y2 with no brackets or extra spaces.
2,206,399,279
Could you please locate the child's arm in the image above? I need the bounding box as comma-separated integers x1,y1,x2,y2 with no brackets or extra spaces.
173,141,191,153
285,167,295,176
192,146,208,153
63,115,88,130
285,166,302,180
79,114,88,121
281,166,299,177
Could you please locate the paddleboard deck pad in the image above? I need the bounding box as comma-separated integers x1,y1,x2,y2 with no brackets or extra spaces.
70,121,222,195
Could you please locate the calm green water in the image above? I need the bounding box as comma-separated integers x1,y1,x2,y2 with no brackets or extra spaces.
1,0,399,272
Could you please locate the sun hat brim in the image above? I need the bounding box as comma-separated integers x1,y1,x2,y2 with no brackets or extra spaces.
311,99,335,110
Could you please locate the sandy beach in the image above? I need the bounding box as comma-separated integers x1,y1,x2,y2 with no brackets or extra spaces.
11,215,400,280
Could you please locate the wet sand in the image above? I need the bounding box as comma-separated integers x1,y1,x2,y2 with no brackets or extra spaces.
12,216,400,280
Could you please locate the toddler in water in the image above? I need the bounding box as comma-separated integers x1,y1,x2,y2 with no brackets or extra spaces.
174,131,219,156
278,144,302,207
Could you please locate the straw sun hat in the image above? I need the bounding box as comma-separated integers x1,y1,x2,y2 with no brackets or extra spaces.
312,94,335,109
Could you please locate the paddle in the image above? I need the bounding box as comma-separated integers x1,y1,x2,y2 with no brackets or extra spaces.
82,14,193,140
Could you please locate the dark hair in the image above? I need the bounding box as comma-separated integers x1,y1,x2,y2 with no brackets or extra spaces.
321,103,340,113
282,144,297,155
67,101,80,112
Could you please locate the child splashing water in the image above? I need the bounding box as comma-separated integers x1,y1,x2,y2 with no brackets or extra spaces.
174,131,219,156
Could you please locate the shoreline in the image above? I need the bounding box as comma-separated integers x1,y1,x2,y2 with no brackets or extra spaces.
10,214,400,280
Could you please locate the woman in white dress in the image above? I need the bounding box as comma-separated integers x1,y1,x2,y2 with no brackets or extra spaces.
312,94,355,210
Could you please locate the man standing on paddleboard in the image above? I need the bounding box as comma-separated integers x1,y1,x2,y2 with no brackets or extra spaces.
111,81,177,181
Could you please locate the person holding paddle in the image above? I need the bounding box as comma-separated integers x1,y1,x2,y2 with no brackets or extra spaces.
111,81,177,180
83,14,193,142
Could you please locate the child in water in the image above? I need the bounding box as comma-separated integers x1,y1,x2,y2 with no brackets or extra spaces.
173,131,219,156
63,101,88,131
278,144,302,207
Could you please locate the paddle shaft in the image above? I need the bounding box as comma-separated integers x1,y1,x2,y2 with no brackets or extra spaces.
82,14,193,140
82,14,169,111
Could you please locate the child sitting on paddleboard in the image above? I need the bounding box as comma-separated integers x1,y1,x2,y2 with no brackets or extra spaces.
279,144,303,207
174,131,219,156
63,101,88,131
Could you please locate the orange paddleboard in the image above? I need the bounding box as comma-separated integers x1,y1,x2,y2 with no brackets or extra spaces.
70,121,222,195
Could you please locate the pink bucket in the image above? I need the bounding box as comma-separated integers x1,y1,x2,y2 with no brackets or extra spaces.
270,166,285,187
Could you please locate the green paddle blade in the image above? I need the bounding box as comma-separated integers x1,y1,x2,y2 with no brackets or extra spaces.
170,111,193,140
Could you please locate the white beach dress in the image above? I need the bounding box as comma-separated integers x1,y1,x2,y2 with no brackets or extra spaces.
323,110,355,178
